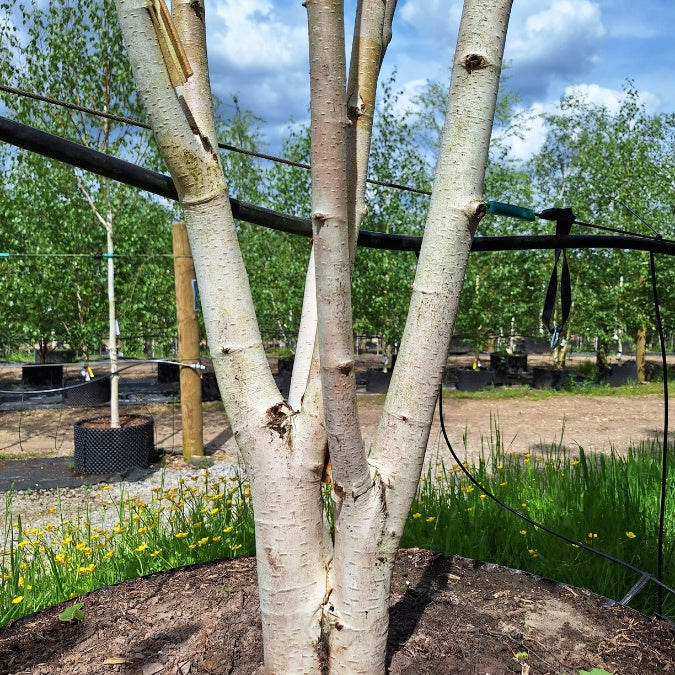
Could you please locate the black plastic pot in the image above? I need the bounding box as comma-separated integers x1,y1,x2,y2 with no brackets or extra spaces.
531,367,570,390
490,353,507,373
506,354,528,372
63,378,111,407
366,370,392,393
21,364,63,388
455,369,494,392
157,361,180,383
74,414,155,474
201,372,221,402
34,349,76,364
606,362,638,387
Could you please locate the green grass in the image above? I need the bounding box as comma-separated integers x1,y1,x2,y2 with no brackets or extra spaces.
1,433,672,627
358,379,668,407
401,431,674,619
0,471,254,625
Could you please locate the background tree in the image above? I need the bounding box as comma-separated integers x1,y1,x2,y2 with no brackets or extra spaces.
529,87,675,375
0,0,174,419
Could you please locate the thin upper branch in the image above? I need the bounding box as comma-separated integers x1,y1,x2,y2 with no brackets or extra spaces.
306,0,370,496
346,0,397,258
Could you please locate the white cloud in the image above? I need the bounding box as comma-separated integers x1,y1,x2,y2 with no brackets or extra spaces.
500,83,661,162
564,83,661,113
205,1,311,148
209,1,307,73
501,103,552,162
398,0,462,42
505,0,606,99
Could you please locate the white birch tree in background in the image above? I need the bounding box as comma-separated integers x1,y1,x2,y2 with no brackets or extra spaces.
114,0,512,670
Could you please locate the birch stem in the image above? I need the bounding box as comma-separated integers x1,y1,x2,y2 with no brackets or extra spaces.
306,0,369,496
372,0,513,534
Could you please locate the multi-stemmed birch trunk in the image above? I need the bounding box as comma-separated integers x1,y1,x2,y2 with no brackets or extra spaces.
114,0,512,670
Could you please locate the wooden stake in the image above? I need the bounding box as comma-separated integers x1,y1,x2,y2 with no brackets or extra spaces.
173,221,204,460
148,0,193,87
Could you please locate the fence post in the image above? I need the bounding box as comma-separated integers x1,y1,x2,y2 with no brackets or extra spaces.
172,221,204,460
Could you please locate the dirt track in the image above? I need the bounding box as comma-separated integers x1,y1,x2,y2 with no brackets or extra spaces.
0,389,671,470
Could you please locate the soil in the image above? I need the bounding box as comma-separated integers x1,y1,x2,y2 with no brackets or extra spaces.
0,550,673,675
1,359,674,674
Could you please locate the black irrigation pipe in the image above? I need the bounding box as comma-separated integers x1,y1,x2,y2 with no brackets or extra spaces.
2,115,675,258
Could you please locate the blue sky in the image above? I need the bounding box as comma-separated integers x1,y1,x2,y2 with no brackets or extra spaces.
204,0,675,160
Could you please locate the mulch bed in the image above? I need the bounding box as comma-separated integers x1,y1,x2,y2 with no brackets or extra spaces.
0,549,673,674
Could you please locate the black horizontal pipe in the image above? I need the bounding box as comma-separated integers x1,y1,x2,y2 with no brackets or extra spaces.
1,115,674,258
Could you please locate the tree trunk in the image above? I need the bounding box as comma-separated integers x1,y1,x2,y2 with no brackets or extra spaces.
115,0,512,671
636,323,646,383
106,214,120,428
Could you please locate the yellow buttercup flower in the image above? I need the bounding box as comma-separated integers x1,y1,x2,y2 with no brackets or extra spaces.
11,596,23,604
412,513,422,519
625,531,636,539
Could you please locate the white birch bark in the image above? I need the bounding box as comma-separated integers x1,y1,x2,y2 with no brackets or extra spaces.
346,0,396,255
370,0,513,535
287,246,317,410
326,1,513,670
105,215,120,427
289,0,396,411
115,2,329,671
306,0,370,498
115,0,512,672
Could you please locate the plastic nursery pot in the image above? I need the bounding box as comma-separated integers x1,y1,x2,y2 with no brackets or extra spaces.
605,362,639,387
63,377,111,407
73,414,155,475
201,372,221,402
157,361,180,383
366,369,393,394
531,367,569,390
455,368,495,392
21,364,63,388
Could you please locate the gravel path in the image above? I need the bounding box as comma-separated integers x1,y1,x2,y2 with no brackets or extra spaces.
2,458,243,546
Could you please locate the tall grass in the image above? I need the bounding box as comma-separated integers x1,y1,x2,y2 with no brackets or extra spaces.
1,433,672,626
401,428,674,619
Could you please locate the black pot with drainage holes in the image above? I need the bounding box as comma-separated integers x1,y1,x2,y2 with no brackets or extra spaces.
74,414,155,474
455,368,494,392
63,378,111,407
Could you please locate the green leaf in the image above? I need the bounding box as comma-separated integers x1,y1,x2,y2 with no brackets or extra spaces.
58,602,84,623
578,669,613,675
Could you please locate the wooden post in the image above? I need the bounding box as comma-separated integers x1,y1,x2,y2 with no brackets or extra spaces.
172,221,204,460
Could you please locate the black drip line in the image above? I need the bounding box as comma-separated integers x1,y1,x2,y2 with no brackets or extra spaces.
0,83,428,197
437,391,673,611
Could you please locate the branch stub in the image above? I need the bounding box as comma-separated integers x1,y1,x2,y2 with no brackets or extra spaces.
462,53,489,73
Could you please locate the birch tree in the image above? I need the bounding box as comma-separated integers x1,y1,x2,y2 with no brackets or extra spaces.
114,0,512,670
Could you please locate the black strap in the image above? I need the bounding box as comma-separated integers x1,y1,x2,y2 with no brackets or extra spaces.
540,208,575,348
